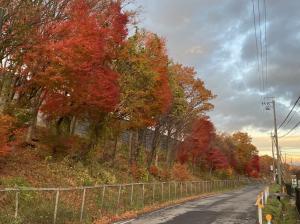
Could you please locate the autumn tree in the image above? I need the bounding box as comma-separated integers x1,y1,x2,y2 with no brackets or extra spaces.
163,63,215,167
232,132,258,174
212,134,238,171
259,155,273,177
115,30,172,165
245,155,260,178
177,117,215,171
20,0,128,148
206,148,229,176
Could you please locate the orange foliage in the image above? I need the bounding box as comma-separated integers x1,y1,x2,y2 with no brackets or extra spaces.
171,163,191,181
0,115,17,155
159,169,171,180
149,165,159,177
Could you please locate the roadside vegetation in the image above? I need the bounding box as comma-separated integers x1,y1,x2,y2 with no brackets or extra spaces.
263,184,298,224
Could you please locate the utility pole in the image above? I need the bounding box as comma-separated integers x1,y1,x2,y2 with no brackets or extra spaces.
271,133,276,182
264,98,282,187
272,99,282,187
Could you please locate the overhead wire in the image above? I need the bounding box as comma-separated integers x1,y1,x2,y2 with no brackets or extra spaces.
257,0,265,92
263,0,268,90
279,120,300,138
280,109,297,129
251,0,262,94
278,96,300,129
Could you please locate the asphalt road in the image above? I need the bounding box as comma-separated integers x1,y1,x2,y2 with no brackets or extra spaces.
118,184,263,224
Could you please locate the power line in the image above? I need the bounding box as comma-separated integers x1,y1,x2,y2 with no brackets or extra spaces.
263,0,268,90
251,0,262,93
279,120,300,138
278,96,300,129
257,0,265,92
281,109,297,129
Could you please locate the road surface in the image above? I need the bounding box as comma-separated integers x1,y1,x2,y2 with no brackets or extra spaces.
118,184,262,224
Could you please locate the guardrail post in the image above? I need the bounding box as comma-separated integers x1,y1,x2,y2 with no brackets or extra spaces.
168,182,171,200
101,186,106,210
174,182,177,199
80,188,86,222
14,191,19,218
207,181,209,192
185,182,188,195
152,183,155,203
258,206,263,224
53,190,60,224
142,184,145,207
180,182,183,197
256,193,264,224
117,185,122,211
130,184,134,205
161,183,164,201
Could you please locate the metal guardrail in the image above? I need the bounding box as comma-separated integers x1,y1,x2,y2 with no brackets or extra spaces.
0,179,250,224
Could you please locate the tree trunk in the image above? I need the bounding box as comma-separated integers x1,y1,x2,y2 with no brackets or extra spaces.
25,104,40,142
130,131,139,163
69,116,77,135
55,117,64,135
88,123,101,151
135,129,145,161
25,89,44,143
166,128,173,167
128,131,133,164
51,117,64,155
154,149,159,166
147,125,160,169
112,135,119,164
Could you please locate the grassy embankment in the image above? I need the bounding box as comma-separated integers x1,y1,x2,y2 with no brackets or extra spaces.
0,142,240,224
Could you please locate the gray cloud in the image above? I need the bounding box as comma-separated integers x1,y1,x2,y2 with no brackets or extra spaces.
134,0,300,138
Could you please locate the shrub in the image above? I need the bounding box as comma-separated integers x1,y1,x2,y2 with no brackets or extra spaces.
0,115,17,155
130,163,139,180
171,163,192,181
159,169,171,180
130,163,149,181
149,165,159,177
97,170,117,184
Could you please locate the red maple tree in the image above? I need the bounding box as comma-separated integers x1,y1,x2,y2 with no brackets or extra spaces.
245,155,260,178
206,148,229,171
177,117,215,164
22,0,128,121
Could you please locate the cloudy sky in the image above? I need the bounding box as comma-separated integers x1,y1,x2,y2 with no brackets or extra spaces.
131,0,300,162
